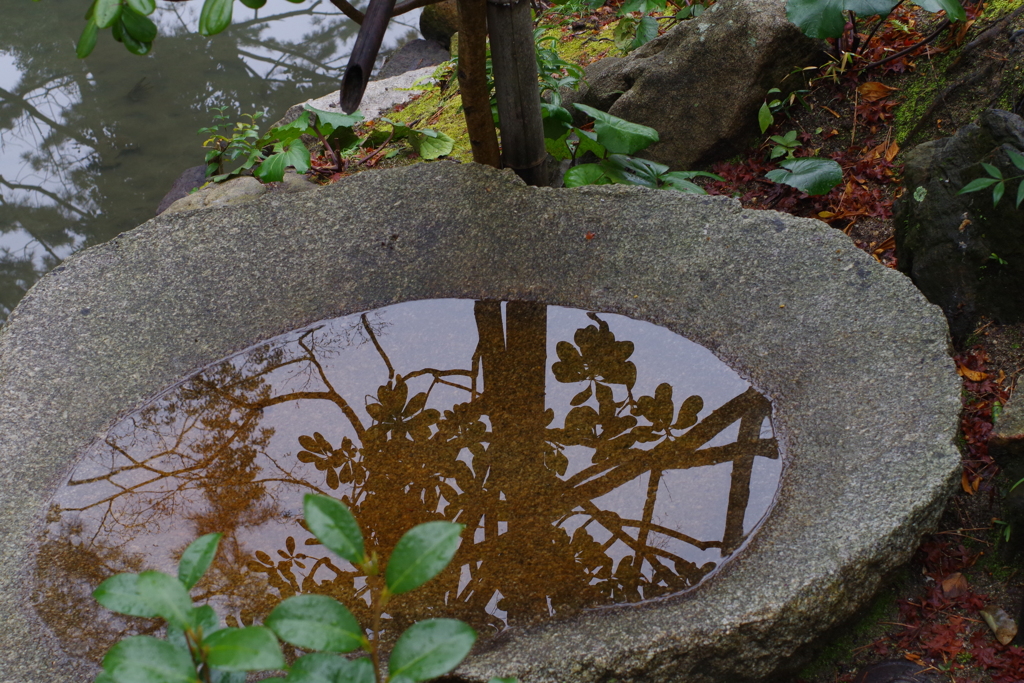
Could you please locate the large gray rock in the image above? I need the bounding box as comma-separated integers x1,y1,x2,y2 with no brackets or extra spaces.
0,163,959,683
895,109,1024,342
561,0,823,170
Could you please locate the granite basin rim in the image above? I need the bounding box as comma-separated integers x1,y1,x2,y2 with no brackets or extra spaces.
0,163,961,683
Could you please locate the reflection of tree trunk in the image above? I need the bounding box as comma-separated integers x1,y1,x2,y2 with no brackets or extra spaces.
474,301,559,624
721,401,770,554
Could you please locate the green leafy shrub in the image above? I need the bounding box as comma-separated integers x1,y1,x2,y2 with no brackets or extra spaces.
198,104,454,185
92,494,499,683
544,102,722,191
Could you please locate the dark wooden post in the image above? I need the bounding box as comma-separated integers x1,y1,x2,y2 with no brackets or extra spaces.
340,0,398,113
486,0,548,186
456,0,501,167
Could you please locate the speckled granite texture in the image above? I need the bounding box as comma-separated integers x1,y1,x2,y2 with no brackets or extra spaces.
0,163,960,683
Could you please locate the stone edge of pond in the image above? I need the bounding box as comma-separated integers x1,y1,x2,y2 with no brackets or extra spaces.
0,162,960,683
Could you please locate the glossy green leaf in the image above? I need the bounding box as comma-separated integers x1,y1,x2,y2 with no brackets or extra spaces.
843,0,898,15
204,627,285,671
101,636,197,683
303,494,365,563
1017,180,1024,209
304,104,363,130
286,654,374,683
408,129,454,160
619,0,665,12
541,103,573,141
573,103,658,155
77,19,99,58
786,0,845,38
95,673,117,683
93,573,161,618
386,521,464,594
178,533,222,589
199,0,233,36
239,0,267,8
209,671,246,683
633,16,659,48
266,594,364,652
982,162,1003,179
660,172,708,194
254,143,311,182
138,571,194,628
126,0,155,14
993,181,1005,206
119,25,151,55
758,102,773,134
94,0,121,28
921,0,965,21
388,619,477,681
958,177,999,193
1007,148,1024,171
121,7,157,43
764,157,843,195
564,164,611,187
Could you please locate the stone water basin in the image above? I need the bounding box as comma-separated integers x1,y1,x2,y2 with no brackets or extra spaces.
0,163,960,682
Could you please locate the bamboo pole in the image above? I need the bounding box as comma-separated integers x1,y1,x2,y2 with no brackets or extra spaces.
340,0,399,113
456,0,501,167
486,0,548,186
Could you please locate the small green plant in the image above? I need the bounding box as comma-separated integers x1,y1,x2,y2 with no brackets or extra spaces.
543,102,722,191
92,494,499,683
199,107,267,178
767,130,802,160
757,86,810,134
957,149,1024,209
198,104,454,185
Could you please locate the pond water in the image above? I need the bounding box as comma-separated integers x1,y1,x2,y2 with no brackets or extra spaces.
33,299,782,662
0,0,421,322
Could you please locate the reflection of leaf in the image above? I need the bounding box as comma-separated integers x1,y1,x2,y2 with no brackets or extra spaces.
673,395,704,429
635,383,674,430
570,385,592,406
552,315,636,388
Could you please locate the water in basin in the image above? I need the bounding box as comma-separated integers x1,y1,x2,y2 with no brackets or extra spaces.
32,299,782,661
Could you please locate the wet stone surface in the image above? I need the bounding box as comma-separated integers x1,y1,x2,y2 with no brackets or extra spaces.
0,164,960,683
34,300,780,662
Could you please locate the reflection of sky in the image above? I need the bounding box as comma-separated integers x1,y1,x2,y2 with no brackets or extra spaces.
52,300,782,589
0,0,421,318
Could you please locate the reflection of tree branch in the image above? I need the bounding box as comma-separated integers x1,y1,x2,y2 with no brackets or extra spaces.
296,333,366,439
0,174,93,219
326,0,365,23
229,3,327,30
579,500,683,572
362,313,395,380
392,0,449,17
235,50,332,83
0,86,88,146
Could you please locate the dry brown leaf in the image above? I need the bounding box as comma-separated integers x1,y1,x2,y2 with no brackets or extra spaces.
857,81,898,102
954,19,975,46
957,365,988,382
884,141,899,162
942,571,969,597
962,471,975,495
980,605,1018,645
863,142,888,161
